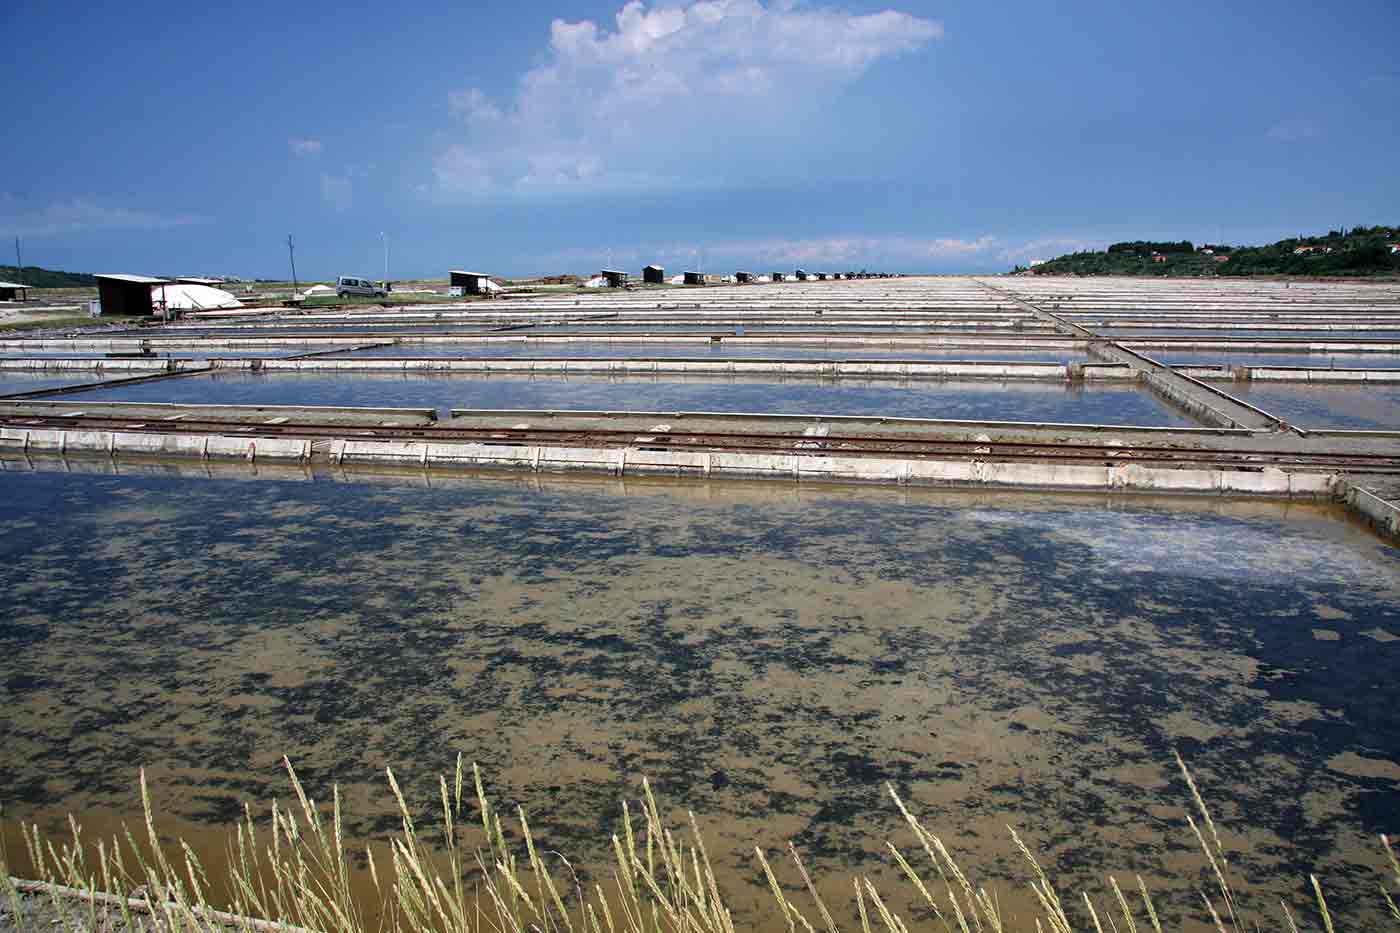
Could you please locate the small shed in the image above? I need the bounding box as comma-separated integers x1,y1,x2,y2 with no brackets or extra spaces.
450,270,492,295
683,271,705,286
600,269,628,288
794,269,809,281
816,273,828,281
642,264,665,284
735,271,753,283
772,272,787,282
0,281,31,301
96,274,169,317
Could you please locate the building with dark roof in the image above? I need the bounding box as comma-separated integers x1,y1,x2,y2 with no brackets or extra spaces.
0,281,31,301
601,269,628,288
449,271,493,295
642,265,664,284
95,274,169,317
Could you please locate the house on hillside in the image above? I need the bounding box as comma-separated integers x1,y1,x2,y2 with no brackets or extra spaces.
1151,253,1167,263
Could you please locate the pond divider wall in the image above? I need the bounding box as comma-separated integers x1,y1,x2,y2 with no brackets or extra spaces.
0,425,1336,500
7,356,1400,385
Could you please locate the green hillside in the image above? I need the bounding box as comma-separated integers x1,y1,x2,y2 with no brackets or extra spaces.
1019,226,1400,277
0,265,97,287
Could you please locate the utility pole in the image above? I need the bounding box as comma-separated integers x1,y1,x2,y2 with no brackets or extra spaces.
14,237,22,285
287,234,299,297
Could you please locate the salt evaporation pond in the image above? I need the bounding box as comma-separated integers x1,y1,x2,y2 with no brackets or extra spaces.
47,371,1195,426
329,343,1087,363
0,372,130,396
1152,352,1400,370
0,349,317,360
0,465,1397,930
1232,383,1400,430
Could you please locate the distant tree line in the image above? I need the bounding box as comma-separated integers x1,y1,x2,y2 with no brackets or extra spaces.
1106,240,1195,254
0,265,97,287
1021,226,1399,278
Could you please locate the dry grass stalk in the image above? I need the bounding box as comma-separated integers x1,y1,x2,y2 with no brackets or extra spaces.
3,756,1399,933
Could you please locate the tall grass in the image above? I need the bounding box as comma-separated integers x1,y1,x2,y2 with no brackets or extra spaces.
3,752,1397,932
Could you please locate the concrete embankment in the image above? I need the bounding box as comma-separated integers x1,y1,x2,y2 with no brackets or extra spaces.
0,423,1337,500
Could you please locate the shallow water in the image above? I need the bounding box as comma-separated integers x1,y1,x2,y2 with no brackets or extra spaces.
1152,352,1400,369
1102,327,1400,339
45,371,1195,425
0,465,1398,930
0,372,129,396
135,323,1059,338
328,343,1086,363
1232,383,1400,430
0,350,315,360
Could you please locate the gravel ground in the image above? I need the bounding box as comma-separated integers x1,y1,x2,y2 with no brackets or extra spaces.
1,889,146,933
0,884,262,933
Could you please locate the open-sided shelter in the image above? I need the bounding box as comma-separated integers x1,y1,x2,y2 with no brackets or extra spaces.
96,274,170,317
449,271,493,295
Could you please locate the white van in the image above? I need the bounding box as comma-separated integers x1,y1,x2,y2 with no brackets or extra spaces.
336,276,387,298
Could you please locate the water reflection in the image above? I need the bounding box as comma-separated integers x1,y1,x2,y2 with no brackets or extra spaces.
48,371,1196,426
0,372,127,396
1232,383,1400,430
329,344,1085,363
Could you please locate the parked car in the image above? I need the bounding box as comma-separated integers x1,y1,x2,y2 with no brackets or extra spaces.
336,275,387,298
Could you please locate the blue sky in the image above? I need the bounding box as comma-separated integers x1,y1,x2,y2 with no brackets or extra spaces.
3,0,1398,279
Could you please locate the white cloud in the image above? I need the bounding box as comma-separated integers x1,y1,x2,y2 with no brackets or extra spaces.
707,235,1000,266
319,173,353,211
289,137,323,158
434,0,942,199
539,233,1022,270
1266,118,1322,142
997,236,1099,263
0,193,204,238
